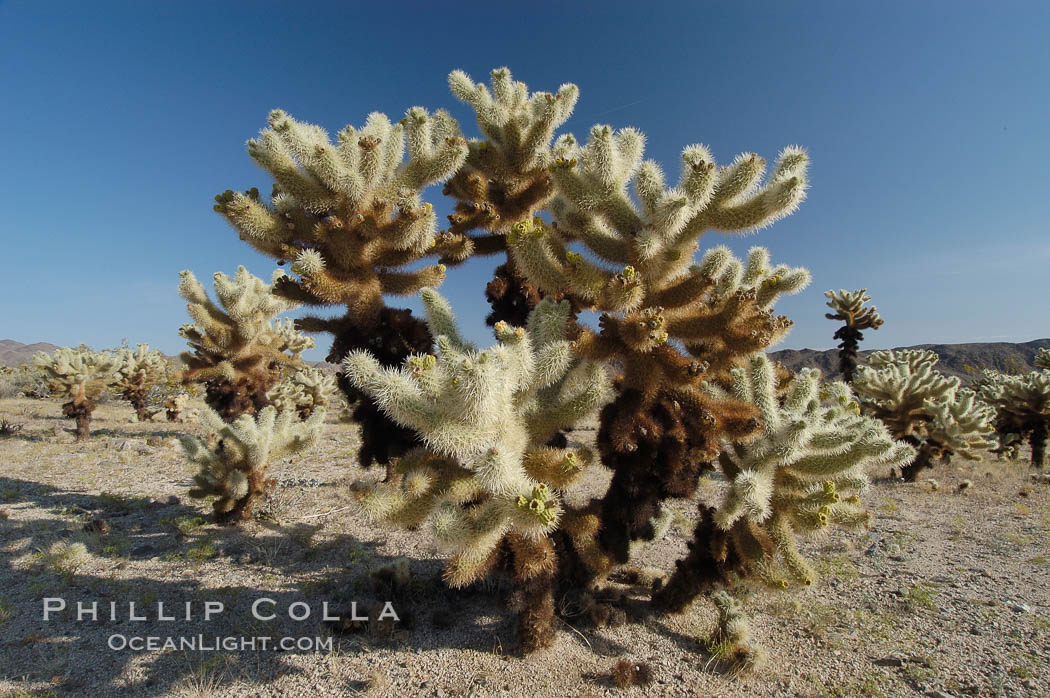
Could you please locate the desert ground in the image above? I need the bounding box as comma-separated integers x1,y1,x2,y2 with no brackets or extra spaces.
0,396,1047,698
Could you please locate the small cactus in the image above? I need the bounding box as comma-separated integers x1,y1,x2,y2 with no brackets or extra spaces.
33,347,121,440
180,405,325,523
824,289,883,382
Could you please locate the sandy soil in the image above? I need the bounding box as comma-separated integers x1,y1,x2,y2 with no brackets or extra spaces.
0,396,1048,698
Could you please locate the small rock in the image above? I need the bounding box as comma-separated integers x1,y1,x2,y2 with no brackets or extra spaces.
117,440,131,451
143,497,156,505
166,495,180,505
874,656,905,667
147,435,165,447
1022,679,1036,690
1010,603,1032,613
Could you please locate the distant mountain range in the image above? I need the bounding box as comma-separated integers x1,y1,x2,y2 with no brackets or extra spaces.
0,339,61,367
769,338,1050,381
5,338,1048,381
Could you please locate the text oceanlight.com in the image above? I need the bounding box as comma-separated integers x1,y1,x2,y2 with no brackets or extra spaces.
107,634,333,652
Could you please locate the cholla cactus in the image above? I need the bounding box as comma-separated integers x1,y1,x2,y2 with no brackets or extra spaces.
653,356,913,612
343,289,611,651
445,68,814,589
498,119,811,572
178,266,313,422
34,347,120,440
970,370,1024,459
1035,348,1050,370
824,289,883,382
445,67,577,237
705,590,766,672
853,350,996,480
214,107,472,474
267,366,336,418
180,404,325,523
212,66,868,655
164,393,189,423
446,68,581,326
978,369,1050,468
113,344,168,421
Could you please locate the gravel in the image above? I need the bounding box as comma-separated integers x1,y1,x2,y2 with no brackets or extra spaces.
0,396,1047,697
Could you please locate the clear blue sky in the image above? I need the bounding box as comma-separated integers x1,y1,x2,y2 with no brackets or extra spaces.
2,1,1048,361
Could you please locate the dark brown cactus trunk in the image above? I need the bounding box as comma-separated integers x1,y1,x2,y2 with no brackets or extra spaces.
1030,420,1048,469
900,440,934,482
122,388,150,421
205,375,274,423
318,308,433,476
594,390,718,568
63,398,96,441
507,534,556,653
651,507,728,614
484,263,544,328
215,470,268,524
833,325,863,382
